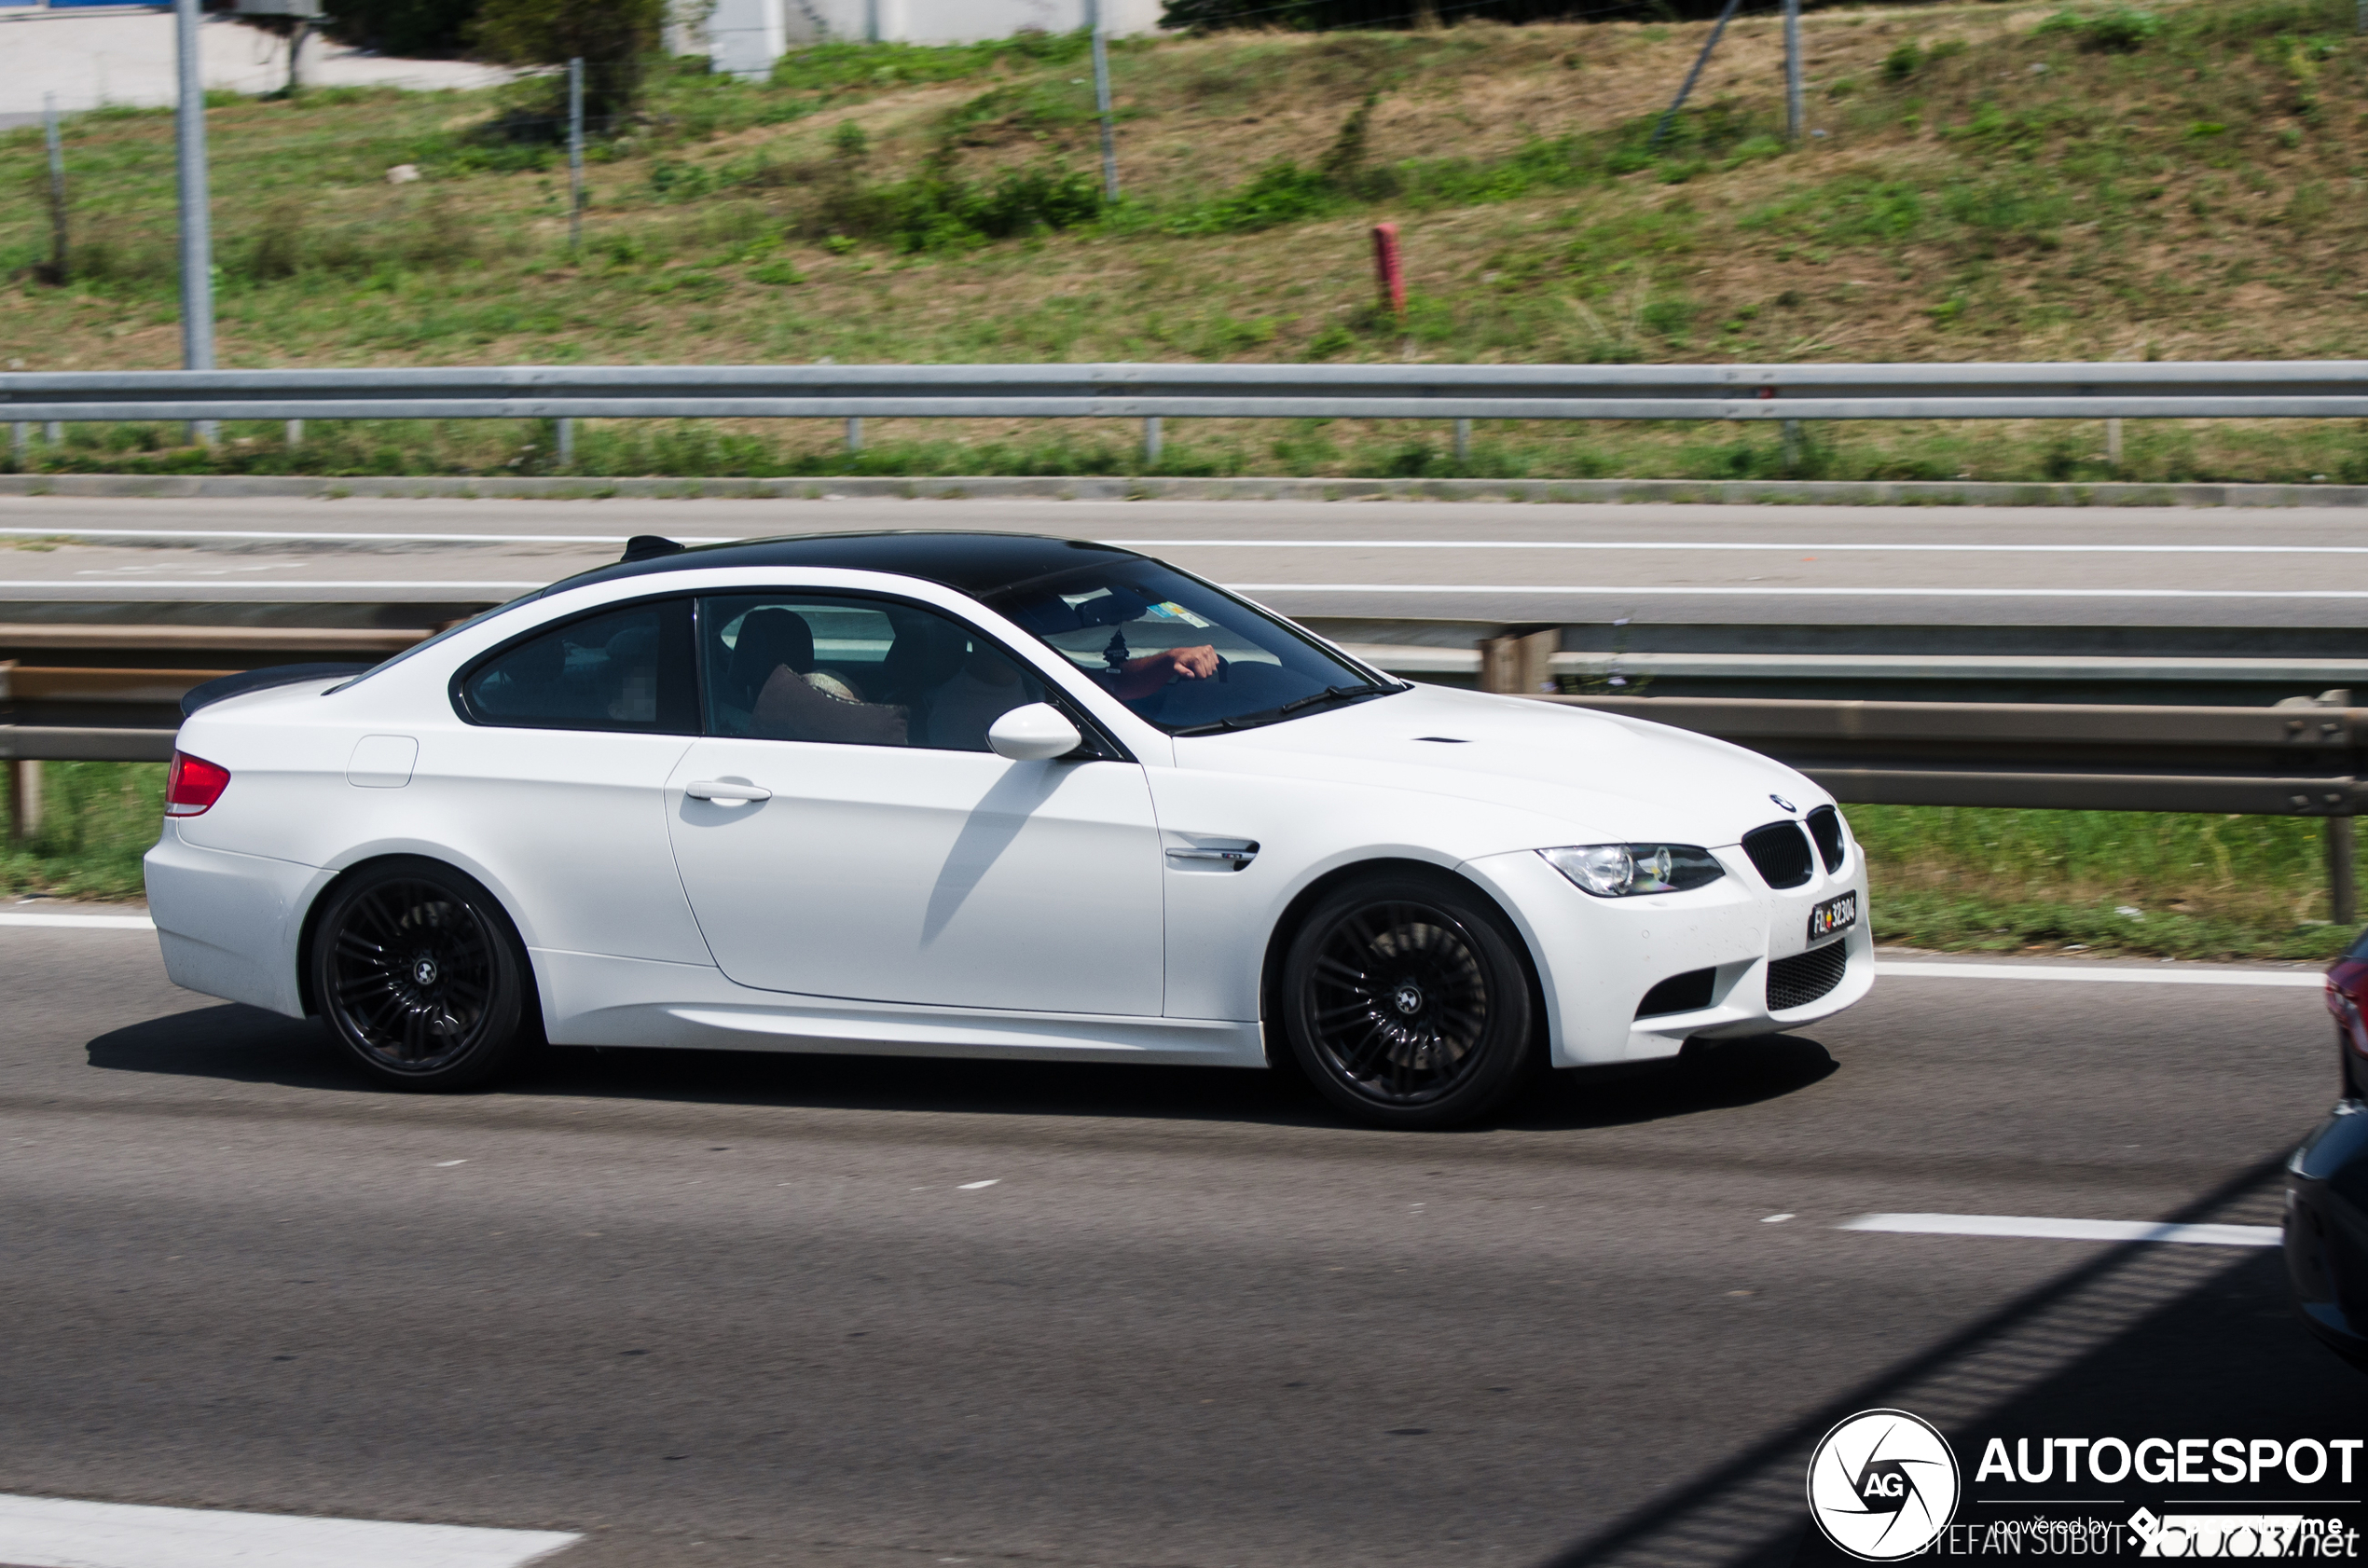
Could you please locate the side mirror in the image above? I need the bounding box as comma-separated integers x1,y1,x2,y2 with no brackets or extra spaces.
986,703,1084,762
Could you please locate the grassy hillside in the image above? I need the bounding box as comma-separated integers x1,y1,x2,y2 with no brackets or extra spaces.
6,0,2368,481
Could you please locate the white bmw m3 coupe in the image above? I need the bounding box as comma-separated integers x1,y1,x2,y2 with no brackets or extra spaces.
146,530,1871,1128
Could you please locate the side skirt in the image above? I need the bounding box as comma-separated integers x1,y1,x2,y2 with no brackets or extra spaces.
532,949,1267,1067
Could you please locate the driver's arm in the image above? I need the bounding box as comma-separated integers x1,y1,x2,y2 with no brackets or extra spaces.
1103,644,1218,700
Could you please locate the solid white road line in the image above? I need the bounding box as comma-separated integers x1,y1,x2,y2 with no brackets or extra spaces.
0,912,155,930
0,1493,578,1568
1874,960,2322,988
10,581,2368,601
8,527,2368,556
1111,540,2368,556
0,582,545,597
0,528,736,546
1229,584,2368,599
1840,1213,2282,1247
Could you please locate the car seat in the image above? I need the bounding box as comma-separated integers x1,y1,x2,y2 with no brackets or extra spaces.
725,608,817,712
875,614,971,748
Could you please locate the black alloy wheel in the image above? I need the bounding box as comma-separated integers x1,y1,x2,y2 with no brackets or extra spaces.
311,859,534,1091
1280,872,1537,1129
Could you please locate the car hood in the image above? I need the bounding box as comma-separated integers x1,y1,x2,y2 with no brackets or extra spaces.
1171,683,1826,848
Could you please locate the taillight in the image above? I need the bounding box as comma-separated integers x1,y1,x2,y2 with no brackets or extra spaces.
2335,984,2368,1059
165,751,231,818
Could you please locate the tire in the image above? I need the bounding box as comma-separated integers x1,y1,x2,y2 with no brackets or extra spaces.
1278,870,1538,1130
310,858,536,1092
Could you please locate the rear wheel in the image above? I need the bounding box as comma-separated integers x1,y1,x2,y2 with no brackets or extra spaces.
310,859,534,1092
1279,872,1537,1129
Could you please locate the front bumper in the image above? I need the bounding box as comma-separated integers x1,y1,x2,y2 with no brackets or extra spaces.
1464,840,1875,1069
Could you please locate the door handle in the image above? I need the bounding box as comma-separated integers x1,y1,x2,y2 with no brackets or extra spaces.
685,780,773,803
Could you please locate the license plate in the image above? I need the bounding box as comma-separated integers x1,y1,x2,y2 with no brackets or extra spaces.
1809,891,1858,942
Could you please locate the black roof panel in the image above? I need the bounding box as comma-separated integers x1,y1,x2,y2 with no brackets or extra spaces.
543,531,1143,600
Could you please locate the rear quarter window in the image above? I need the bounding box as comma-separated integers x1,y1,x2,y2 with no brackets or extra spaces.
455,598,696,734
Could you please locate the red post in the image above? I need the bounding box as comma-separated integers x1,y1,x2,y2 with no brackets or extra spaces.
1370,222,1406,315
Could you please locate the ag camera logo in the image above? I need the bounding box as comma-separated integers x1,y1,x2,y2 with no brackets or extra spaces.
1807,1409,1962,1561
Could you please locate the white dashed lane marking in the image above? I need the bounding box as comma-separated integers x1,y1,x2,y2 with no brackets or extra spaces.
1874,960,2322,988
1839,1214,2282,1247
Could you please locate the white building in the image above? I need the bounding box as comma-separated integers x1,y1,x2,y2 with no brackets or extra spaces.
0,5,511,121
695,0,1167,79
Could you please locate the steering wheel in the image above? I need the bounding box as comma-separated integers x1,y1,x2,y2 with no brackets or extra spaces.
1163,653,1230,686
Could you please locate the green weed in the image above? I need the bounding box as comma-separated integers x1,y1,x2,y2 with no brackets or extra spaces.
1853,805,2362,957
2036,7,2167,52
767,32,1096,94
0,763,163,901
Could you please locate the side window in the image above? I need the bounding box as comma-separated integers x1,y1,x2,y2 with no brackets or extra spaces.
457,598,695,734
700,593,1044,752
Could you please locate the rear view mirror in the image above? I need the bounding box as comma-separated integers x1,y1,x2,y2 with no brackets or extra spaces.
986,704,1083,762
1004,586,1150,637
1072,588,1150,628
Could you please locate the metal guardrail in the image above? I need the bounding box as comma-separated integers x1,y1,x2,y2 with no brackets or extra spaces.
1348,642,2368,690
0,627,2359,807
0,625,430,764
1547,694,2364,818
4,636,2357,913
1,726,178,763
1553,692,2362,921
0,625,424,656
5,622,2354,914
7,361,2368,423
3,630,2356,812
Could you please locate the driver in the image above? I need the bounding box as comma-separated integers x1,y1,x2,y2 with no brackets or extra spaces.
1101,644,1218,702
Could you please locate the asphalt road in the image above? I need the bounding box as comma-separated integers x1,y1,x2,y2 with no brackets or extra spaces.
5,496,2368,626
0,916,2354,1567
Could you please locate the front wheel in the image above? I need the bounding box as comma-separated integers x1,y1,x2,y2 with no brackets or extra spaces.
1278,872,1538,1129
310,858,535,1092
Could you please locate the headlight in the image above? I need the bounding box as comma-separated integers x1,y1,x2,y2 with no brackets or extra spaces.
1539,844,1726,897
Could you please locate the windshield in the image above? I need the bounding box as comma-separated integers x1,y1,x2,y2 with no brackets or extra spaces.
979,557,1398,734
